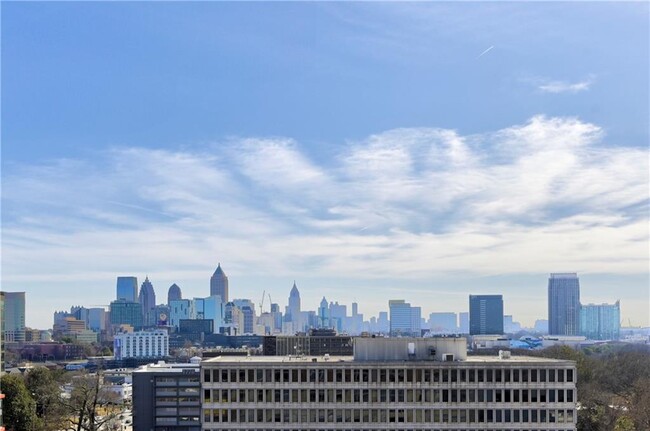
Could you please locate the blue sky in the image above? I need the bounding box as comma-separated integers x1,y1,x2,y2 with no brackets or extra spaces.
2,2,648,329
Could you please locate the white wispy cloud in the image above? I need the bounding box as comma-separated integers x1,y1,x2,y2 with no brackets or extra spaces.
536,75,596,94
2,116,648,326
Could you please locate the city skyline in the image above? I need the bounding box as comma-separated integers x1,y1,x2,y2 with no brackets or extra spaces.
2,267,632,331
2,2,648,329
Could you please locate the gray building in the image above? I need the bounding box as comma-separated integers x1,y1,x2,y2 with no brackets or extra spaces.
389,300,421,337
469,295,504,335
116,276,139,302
428,312,458,334
201,338,577,430
210,263,229,303
548,273,581,336
132,359,201,430
139,277,157,327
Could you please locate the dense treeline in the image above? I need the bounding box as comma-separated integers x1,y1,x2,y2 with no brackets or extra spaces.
534,344,650,431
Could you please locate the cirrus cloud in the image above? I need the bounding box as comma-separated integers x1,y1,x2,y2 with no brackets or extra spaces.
2,115,648,327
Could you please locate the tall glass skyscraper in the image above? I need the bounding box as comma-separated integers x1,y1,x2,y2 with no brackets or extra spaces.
469,295,503,335
580,301,620,340
210,263,229,302
116,276,138,302
109,299,143,329
548,273,581,336
2,291,26,342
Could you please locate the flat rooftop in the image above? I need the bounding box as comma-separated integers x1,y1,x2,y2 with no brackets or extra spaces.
202,355,572,364
133,362,201,373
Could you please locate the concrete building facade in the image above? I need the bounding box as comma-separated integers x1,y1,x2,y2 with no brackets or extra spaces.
201,338,577,430
132,359,201,430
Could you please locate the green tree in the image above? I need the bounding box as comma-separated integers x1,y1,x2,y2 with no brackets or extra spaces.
0,374,40,431
24,367,66,431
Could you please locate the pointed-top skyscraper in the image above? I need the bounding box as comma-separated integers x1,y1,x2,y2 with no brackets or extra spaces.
319,296,329,328
286,281,301,322
167,283,182,305
210,263,229,302
139,276,156,326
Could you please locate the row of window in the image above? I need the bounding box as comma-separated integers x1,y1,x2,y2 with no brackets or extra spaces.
203,367,573,385
155,396,200,406
155,387,200,396
156,407,201,416
204,429,573,431
155,416,200,424
204,388,575,404
156,376,201,384
202,408,575,424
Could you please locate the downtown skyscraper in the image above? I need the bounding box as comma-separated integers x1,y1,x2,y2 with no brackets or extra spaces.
116,276,138,302
548,273,581,336
469,295,504,335
210,263,229,303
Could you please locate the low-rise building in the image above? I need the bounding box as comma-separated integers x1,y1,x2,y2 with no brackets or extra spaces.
201,338,577,430
132,359,201,430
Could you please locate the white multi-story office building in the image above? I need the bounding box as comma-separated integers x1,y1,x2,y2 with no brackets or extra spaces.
113,329,169,360
201,338,577,430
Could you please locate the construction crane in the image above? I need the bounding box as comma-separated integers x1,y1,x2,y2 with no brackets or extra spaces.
259,290,266,314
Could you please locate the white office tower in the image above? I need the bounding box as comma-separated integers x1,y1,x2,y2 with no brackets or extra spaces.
113,329,169,360
201,337,577,430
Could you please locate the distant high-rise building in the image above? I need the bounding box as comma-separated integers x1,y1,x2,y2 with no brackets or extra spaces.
233,299,255,334
389,300,421,337
318,297,329,328
286,282,301,322
224,302,245,336
139,277,157,326
116,276,138,302
377,311,390,333
503,315,522,333
2,292,26,342
469,295,504,335
210,263,229,302
86,308,106,332
167,283,182,305
169,299,195,329
458,312,470,334
580,301,620,340
548,273,581,336
109,299,143,329
428,312,457,334
534,319,549,334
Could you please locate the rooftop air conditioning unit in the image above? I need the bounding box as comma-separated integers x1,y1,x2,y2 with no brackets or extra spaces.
442,353,455,362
